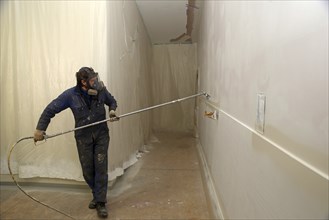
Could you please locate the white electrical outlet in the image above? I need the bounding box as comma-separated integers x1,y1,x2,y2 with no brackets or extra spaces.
256,93,266,134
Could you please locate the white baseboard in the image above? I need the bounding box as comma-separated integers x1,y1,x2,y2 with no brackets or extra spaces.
196,143,225,220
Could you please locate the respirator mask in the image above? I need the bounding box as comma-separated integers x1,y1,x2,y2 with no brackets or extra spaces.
87,73,104,96
77,67,105,96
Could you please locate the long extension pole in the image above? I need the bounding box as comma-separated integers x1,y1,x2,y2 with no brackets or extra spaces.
45,91,209,139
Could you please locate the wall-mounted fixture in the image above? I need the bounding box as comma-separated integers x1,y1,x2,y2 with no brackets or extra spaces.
255,93,266,134
204,110,218,120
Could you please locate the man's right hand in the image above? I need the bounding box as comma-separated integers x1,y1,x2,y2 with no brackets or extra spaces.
34,130,45,142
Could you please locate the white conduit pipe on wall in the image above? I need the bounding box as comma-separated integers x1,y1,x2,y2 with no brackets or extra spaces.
203,99,329,181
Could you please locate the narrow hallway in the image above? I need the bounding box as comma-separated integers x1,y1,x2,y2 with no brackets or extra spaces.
1,1,327,219
0,132,213,219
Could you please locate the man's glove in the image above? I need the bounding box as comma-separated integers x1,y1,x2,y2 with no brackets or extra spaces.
109,110,119,121
34,130,45,142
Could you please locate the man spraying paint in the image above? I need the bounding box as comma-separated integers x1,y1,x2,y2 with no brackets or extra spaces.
34,67,118,218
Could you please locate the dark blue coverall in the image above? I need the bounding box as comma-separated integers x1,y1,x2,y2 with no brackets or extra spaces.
36,85,117,203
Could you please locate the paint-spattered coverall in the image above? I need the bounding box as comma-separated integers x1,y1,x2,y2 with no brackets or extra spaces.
36,85,117,203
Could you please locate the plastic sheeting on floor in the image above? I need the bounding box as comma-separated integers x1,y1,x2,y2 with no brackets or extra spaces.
0,1,153,181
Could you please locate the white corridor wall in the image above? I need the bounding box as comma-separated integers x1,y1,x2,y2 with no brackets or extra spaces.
197,1,328,219
0,1,153,181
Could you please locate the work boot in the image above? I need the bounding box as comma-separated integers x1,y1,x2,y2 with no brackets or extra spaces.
96,202,108,218
88,199,97,209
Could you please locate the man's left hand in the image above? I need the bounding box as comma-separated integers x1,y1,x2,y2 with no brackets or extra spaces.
110,110,119,121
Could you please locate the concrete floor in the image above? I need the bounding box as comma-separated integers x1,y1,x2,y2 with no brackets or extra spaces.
0,132,213,219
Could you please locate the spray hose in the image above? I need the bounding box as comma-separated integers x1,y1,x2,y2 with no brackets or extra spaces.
7,137,77,219
7,92,209,219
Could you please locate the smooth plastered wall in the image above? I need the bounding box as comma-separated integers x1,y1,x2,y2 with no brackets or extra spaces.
197,1,328,219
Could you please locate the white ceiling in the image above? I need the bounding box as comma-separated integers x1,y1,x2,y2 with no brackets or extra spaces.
136,0,201,44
